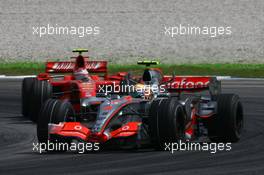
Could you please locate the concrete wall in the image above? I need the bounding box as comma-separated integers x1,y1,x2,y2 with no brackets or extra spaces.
0,0,263,63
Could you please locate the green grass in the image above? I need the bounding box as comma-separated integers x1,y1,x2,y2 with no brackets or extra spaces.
110,64,264,77
0,62,264,77
0,62,45,75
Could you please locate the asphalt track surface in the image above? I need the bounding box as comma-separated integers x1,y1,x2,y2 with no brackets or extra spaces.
0,79,264,175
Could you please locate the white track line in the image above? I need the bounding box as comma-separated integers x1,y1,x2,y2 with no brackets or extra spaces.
1,75,231,79
0,75,36,79
225,78,264,81
216,76,231,80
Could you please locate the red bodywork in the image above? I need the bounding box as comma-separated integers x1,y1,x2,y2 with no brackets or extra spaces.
49,108,214,143
49,121,140,143
36,56,128,113
48,95,141,143
48,77,216,144
40,56,220,144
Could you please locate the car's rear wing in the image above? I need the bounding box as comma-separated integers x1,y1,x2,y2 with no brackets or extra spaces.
46,60,107,73
163,76,221,95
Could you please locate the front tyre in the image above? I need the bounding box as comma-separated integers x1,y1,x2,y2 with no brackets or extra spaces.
37,99,75,152
149,98,186,150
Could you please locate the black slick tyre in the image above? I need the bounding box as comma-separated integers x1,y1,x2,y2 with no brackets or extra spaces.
37,99,75,152
21,77,36,117
208,94,243,142
28,80,52,122
149,98,186,150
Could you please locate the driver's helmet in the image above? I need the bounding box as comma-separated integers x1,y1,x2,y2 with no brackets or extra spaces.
74,67,89,76
73,55,90,81
74,68,90,81
142,69,162,85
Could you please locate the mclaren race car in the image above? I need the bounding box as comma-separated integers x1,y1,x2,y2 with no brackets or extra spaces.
37,61,244,151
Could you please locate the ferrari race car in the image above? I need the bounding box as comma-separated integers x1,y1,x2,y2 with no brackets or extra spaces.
36,61,244,151
22,49,127,122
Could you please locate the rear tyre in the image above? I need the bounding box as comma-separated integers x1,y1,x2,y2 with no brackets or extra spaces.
21,77,36,117
28,80,52,122
149,98,186,150
37,99,75,152
208,94,244,142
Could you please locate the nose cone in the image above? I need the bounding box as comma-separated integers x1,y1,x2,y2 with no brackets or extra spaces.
49,122,91,141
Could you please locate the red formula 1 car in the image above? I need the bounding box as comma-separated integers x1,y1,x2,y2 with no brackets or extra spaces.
22,49,127,122
37,61,244,151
